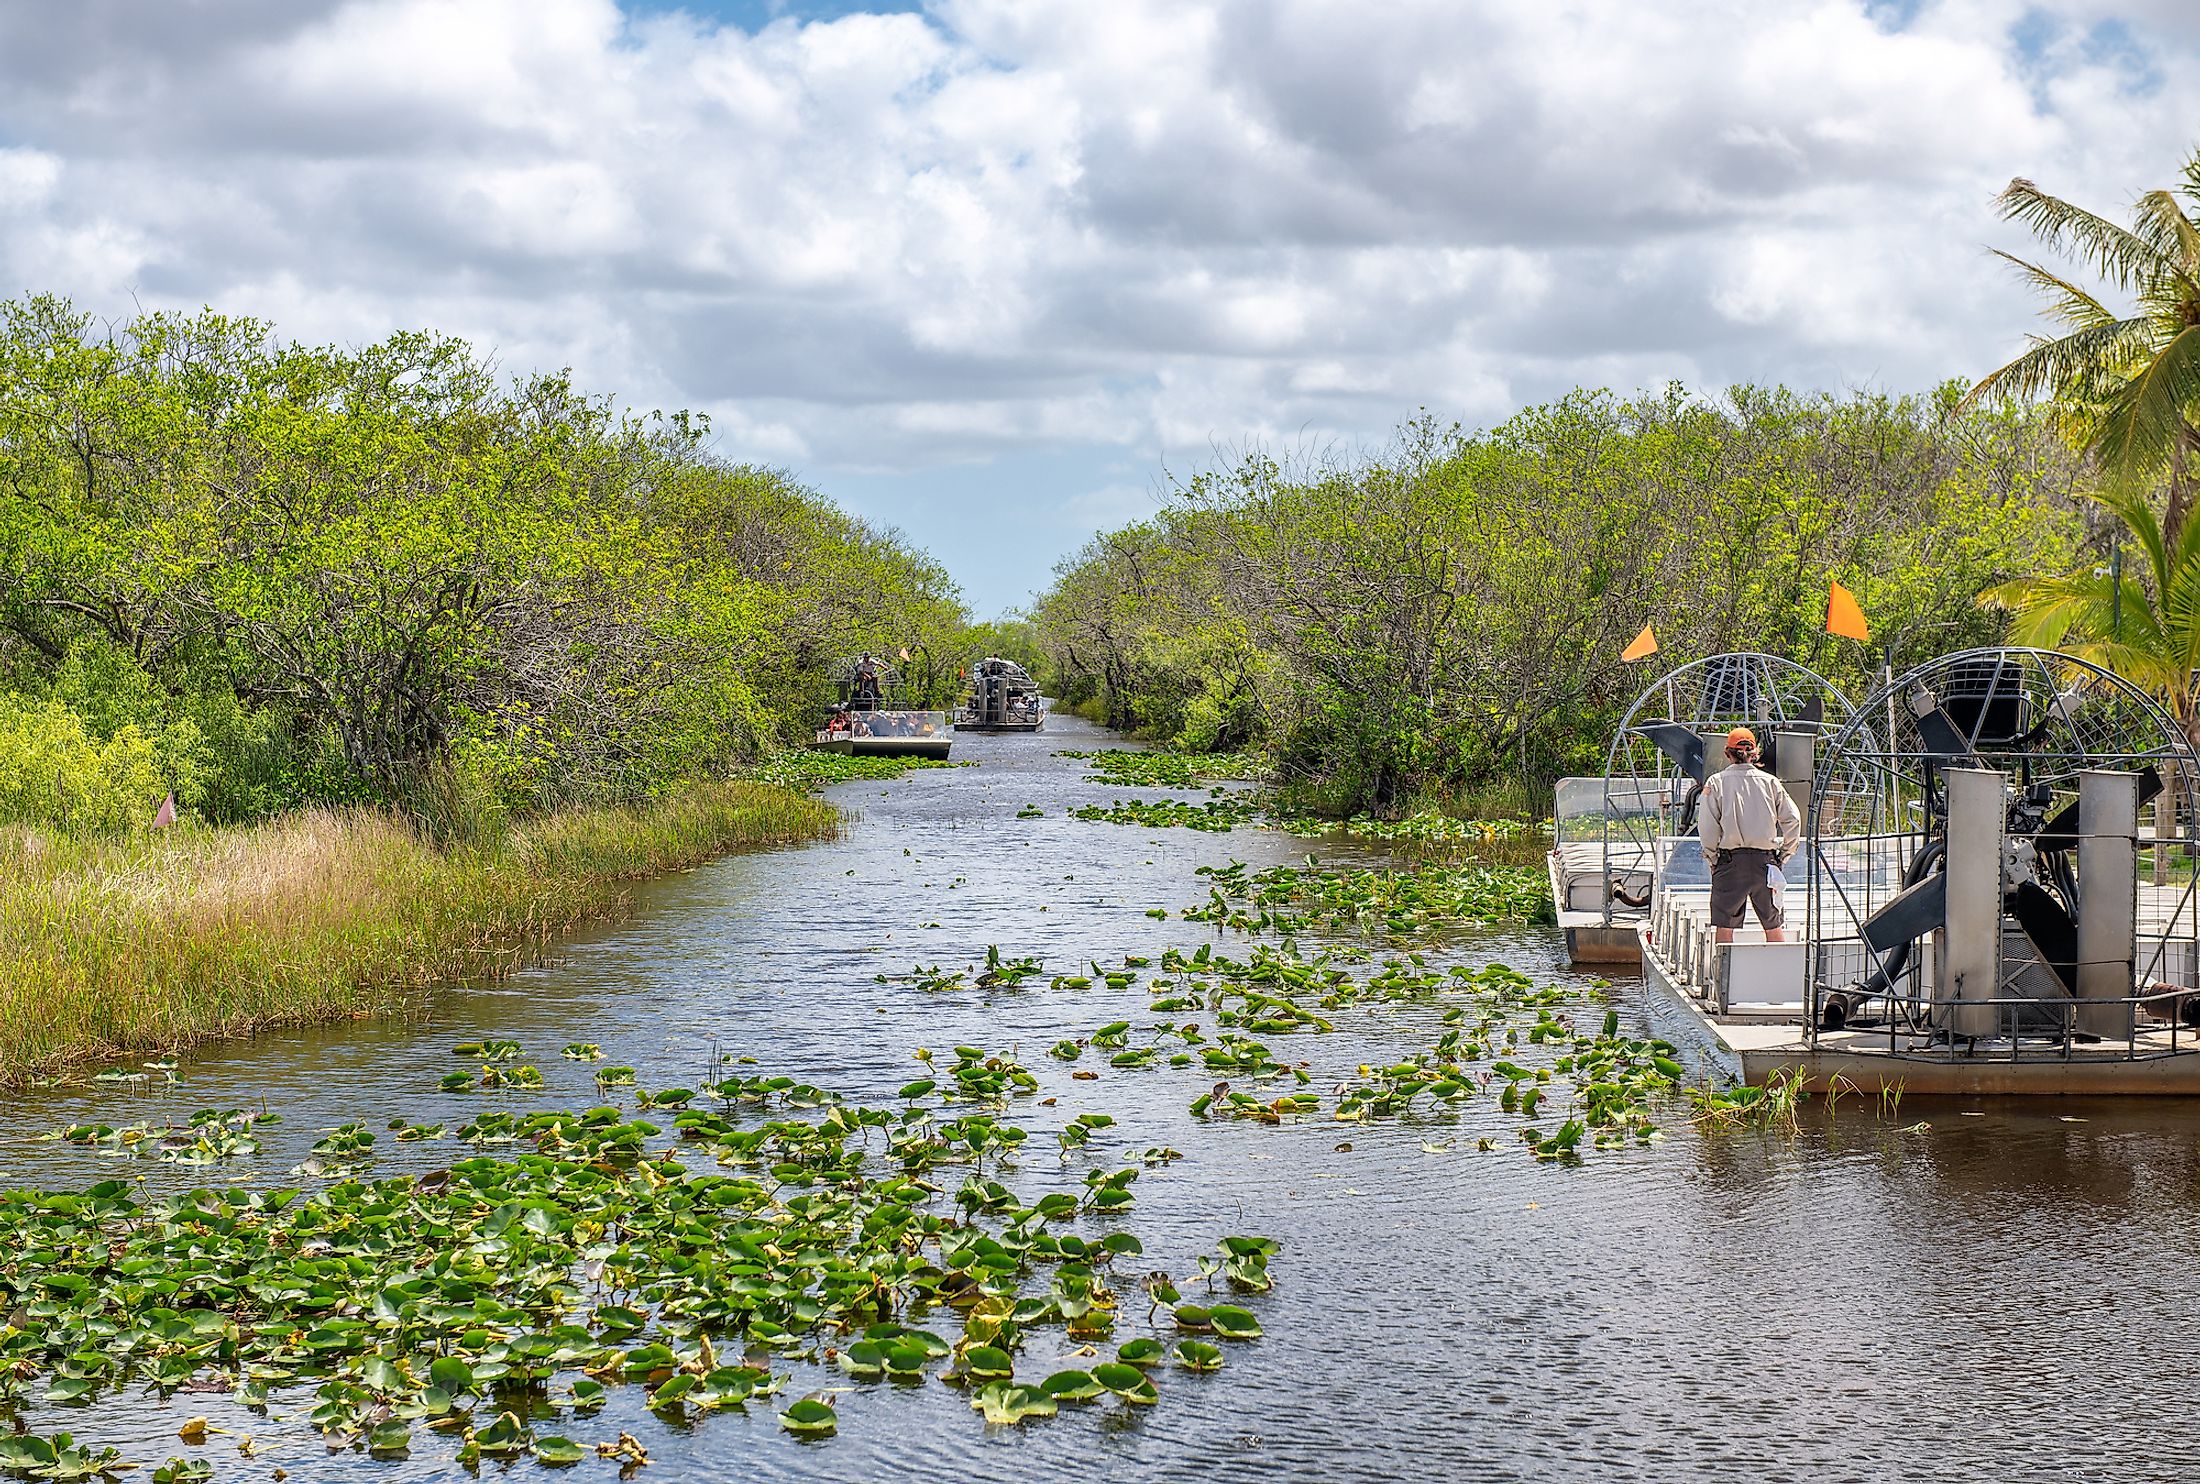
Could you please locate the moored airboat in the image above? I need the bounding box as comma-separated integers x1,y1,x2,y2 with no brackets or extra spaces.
809,654,952,760
956,657,1046,733
1551,652,1854,965
1639,647,2200,1094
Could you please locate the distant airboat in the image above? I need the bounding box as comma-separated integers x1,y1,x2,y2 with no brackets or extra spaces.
808,654,952,760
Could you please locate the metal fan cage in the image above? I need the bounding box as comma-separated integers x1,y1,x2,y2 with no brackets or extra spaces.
1592,653,1856,925
1804,647,2200,1056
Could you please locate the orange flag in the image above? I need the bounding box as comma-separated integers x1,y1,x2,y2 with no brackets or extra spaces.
1826,580,1870,642
1621,623,1659,662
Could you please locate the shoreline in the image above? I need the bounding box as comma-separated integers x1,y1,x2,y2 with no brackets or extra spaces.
0,780,838,1087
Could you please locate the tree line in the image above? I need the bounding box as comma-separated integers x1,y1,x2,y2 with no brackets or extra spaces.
1033,384,2091,814
0,296,966,836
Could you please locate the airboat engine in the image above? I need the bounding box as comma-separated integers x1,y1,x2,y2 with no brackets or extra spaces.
1812,651,2188,1046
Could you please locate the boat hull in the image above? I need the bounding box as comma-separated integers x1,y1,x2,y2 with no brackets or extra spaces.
955,720,1045,733
1548,852,1643,966
808,736,953,759
1637,927,2200,1096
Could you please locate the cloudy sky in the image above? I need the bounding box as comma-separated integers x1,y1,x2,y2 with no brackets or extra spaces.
1,1,2194,613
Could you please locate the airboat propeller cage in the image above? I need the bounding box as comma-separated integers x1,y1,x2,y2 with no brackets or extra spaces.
1806,648,2199,1048
1596,653,1856,925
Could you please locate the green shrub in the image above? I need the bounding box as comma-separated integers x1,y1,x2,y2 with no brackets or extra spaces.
0,698,179,835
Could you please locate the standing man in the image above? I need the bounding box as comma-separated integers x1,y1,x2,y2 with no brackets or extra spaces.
1698,727,1803,944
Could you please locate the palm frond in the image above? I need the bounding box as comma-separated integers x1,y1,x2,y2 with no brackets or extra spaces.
1963,316,2157,408
1998,177,2176,292
2091,325,2200,480
1990,249,2120,331
2131,189,2200,287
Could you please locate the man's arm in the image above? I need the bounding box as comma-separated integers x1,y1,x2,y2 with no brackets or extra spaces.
1698,775,1722,857
1774,779,1802,862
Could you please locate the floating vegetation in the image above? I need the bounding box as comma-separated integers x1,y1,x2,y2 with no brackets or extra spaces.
0,1054,1273,1463
1069,794,1261,832
1057,750,1267,787
743,751,973,790
39,1108,278,1164
1185,857,1552,937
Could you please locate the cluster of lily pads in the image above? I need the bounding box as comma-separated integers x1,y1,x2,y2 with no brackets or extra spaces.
1057,750,1267,788
744,751,974,790
1183,857,1552,937
0,1041,1276,1474
1068,794,1263,832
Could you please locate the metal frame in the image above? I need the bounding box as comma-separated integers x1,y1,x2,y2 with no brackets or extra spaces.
1803,647,2200,1062
1598,652,1856,925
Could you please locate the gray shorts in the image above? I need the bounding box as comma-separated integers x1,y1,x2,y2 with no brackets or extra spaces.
1709,846,1784,929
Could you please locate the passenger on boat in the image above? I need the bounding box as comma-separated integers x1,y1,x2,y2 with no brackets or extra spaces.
1699,726,1801,945
853,654,883,708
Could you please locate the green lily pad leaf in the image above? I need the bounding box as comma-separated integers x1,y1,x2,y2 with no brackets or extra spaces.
366,1418,413,1454
971,1380,1058,1425
568,1378,607,1411
534,1436,586,1465
651,1373,698,1409
1173,1304,1212,1331
472,1411,530,1456
1091,1361,1145,1393
1115,1337,1164,1367
428,1356,473,1394
1209,1305,1262,1339
959,1343,1012,1380
1040,1368,1105,1401
779,1398,838,1436
1173,1339,1225,1372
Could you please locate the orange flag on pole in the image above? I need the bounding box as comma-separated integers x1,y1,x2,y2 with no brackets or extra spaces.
1621,623,1659,662
1826,580,1870,642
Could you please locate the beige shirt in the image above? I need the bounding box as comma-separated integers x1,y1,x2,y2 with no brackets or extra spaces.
1699,761,1802,860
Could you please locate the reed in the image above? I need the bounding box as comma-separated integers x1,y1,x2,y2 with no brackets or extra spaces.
0,781,836,1085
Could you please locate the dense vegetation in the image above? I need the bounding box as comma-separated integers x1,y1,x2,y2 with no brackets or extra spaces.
1034,386,2090,813
0,295,966,838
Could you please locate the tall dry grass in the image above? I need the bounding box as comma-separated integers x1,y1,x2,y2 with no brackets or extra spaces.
0,781,836,1084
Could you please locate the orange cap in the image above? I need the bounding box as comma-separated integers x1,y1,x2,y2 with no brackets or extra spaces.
1724,727,1758,750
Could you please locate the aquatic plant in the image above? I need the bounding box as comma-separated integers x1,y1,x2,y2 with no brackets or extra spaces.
740,751,973,791
1186,857,1552,937
1056,750,1267,787
0,1049,1276,1461
1070,794,1262,831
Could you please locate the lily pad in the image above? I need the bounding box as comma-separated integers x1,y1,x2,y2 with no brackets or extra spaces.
779,1398,838,1436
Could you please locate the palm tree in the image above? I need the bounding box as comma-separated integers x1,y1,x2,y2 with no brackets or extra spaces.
1981,484,2200,880
1982,485,2200,749
1961,151,2200,547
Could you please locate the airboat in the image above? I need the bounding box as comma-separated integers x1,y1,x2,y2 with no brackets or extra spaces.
808,654,952,760
1550,653,1854,965
957,657,1046,733
1638,647,2200,1094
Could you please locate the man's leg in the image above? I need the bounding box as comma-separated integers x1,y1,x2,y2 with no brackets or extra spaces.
1754,856,1788,941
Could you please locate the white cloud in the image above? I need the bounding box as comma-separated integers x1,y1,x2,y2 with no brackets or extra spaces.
0,0,2190,609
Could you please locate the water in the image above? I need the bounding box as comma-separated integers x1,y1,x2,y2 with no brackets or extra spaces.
9,711,2200,1482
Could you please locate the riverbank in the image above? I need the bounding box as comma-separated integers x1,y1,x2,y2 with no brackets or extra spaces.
0,780,837,1086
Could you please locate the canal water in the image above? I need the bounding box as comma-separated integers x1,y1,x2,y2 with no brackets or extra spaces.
8,712,2200,1482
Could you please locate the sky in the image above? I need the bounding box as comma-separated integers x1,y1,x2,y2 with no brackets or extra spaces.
1,2,2196,616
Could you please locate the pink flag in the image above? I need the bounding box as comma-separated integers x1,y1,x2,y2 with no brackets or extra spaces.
152,792,177,829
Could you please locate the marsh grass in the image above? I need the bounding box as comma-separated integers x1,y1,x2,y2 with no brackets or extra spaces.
0,781,835,1085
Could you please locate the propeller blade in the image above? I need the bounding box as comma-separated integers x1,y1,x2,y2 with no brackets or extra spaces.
2033,765,2162,853
1861,871,1947,952
1913,704,1980,768
1636,723,1708,784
